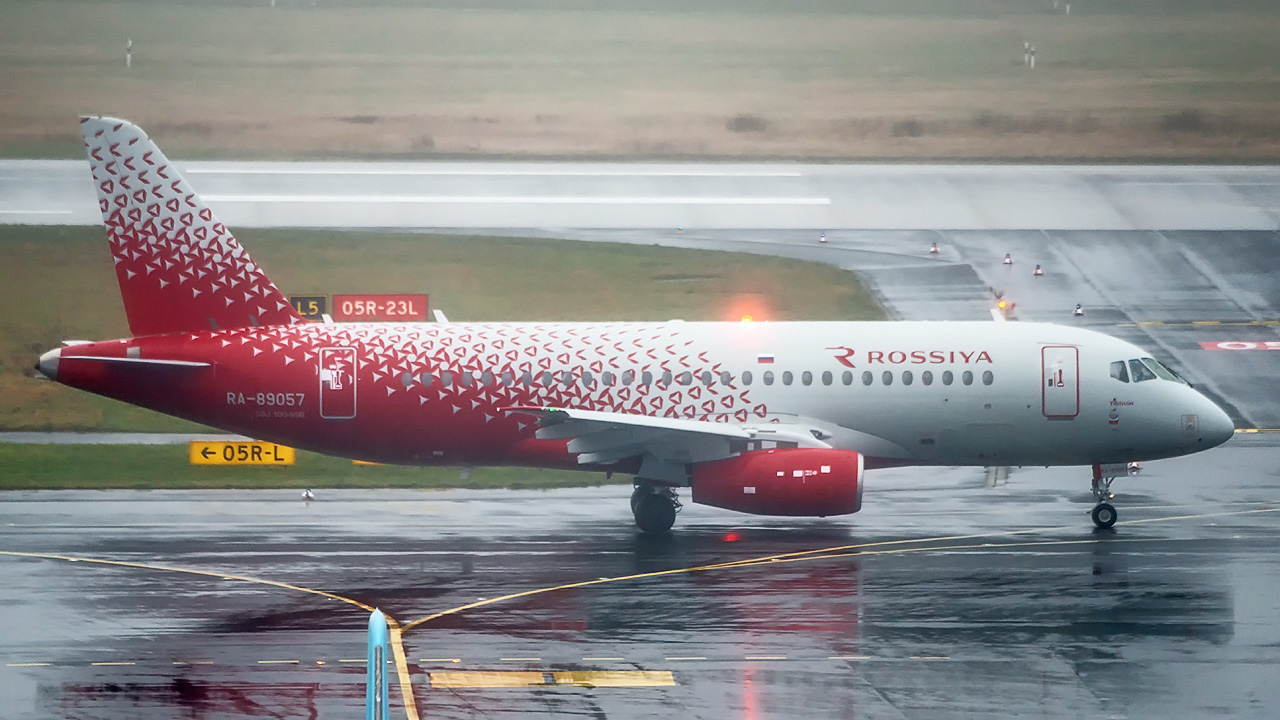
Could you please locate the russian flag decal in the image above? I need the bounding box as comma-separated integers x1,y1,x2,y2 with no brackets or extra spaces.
757,354,774,364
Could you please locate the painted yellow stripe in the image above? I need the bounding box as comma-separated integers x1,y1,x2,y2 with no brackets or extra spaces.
1236,428,1280,433
0,549,421,720
1191,321,1221,325
91,662,135,666
7,662,51,667
172,661,213,666
553,671,676,687
430,671,545,688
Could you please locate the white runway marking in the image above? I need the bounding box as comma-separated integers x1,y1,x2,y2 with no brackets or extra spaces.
187,168,802,177
203,195,831,205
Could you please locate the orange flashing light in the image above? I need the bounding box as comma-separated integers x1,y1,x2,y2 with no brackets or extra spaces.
741,315,754,323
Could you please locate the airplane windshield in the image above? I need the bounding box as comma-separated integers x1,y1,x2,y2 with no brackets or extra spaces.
1128,358,1157,382
1141,357,1188,385
1110,360,1129,383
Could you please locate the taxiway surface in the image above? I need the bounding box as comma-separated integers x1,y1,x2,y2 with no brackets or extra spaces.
3,160,1279,718
4,443,1280,719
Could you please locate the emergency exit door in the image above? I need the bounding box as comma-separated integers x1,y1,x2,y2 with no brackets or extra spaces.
1042,345,1079,418
319,347,357,419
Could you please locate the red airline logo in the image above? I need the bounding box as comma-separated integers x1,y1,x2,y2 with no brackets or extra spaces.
1199,341,1280,350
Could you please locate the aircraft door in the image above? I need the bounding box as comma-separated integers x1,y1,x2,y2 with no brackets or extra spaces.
319,347,357,419
1042,345,1079,418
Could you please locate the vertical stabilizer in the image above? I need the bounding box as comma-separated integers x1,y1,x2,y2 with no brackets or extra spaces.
81,116,301,336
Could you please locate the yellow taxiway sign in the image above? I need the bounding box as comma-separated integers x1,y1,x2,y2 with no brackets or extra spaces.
189,441,295,466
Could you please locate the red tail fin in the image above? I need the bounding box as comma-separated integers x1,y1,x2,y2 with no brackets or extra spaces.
81,116,302,336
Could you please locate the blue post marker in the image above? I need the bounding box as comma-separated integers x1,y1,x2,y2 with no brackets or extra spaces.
367,609,391,720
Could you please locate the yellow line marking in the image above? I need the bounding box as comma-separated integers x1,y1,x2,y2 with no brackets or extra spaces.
745,655,787,660
430,671,545,688
0,550,421,720
582,657,625,661
1191,321,1221,325
553,671,676,687
91,662,135,666
1236,428,1280,433
829,656,870,660
257,660,299,665
499,657,541,661
665,656,707,661
172,661,214,666
402,507,1280,641
7,662,52,667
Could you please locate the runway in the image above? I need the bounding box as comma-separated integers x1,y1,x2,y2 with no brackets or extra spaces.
2,160,1279,230
4,444,1280,719
3,159,1280,718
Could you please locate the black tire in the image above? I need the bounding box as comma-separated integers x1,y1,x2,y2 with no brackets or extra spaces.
1091,502,1117,529
630,485,648,514
634,492,676,534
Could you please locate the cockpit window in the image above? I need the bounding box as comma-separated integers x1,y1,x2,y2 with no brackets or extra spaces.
1110,361,1129,383
1140,357,1186,384
1128,358,1157,382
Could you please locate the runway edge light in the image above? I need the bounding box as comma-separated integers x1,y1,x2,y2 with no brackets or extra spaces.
367,609,391,720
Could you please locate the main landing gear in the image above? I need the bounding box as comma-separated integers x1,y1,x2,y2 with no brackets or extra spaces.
632,482,681,534
1090,463,1118,529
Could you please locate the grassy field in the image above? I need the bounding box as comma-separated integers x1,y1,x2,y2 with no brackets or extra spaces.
0,225,883,432
0,443,622,490
2,0,1279,160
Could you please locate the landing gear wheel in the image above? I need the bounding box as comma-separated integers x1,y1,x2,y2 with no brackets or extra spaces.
633,492,677,534
1091,502,1118,529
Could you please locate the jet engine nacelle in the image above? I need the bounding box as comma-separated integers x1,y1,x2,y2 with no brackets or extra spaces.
690,448,864,517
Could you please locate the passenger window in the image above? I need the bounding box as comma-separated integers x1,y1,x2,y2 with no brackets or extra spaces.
922,370,933,386
702,371,714,385
902,370,913,386
421,372,435,387
661,370,673,386
520,371,532,386
802,371,813,386
962,371,973,386
540,371,553,386
481,370,494,386
602,371,615,386
982,370,993,386
642,371,653,385
782,371,794,386
461,371,474,387
622,370,635,386
742,371,753,386
862,371,873,386
882,371,893,386
677,371,691,386
1129,359,1157,382
441,370,453,387
582,371,593,386
763,371,774,386
1110,361,1129,383
942,370,953,386
401,371,413,388
561,371,574,387
501,369,514,387
822,371,833,386
719,371,731,385
842,370,853,386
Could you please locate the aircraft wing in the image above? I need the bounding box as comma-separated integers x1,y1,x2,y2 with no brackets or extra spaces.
503,406,828,467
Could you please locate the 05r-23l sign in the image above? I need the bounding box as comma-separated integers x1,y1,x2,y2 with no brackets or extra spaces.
332,294,428,322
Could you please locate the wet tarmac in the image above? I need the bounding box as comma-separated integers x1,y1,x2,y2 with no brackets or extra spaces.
3,443,1280,719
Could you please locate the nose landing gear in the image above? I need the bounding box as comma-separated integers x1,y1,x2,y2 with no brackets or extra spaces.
632,483,681,534
1090,464,1119,529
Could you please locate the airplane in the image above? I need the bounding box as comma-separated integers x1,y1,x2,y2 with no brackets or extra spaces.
35,117,1235,533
